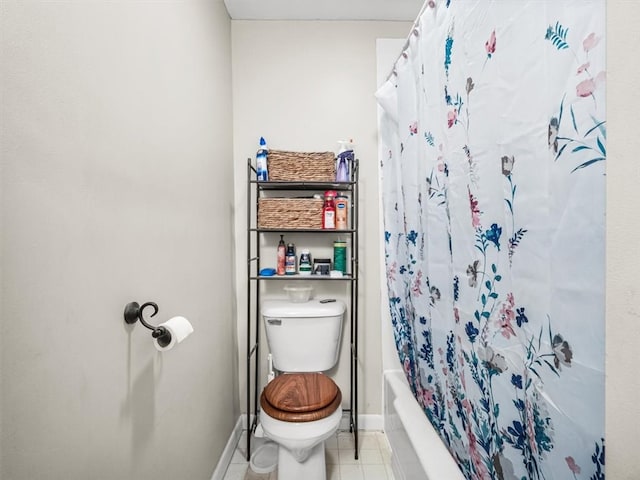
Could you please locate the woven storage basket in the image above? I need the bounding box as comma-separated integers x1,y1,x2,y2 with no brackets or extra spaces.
268,150,335,182
258,198,323,229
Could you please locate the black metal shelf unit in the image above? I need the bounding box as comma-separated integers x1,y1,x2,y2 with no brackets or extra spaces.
245,158,360,461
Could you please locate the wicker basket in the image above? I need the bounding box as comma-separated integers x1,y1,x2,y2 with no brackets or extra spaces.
258,197,323,229
268,150,335,182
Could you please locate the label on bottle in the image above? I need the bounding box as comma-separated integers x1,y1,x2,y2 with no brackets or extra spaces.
333,241,347,274
285,243,296,274
277,247,286,275
299,251,312,275
336,155,350,182
323,210,336,229
285,255,296,274
335,196,348,230
256,151,268,181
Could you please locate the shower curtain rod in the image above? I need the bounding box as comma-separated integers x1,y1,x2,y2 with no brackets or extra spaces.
385,0,432,82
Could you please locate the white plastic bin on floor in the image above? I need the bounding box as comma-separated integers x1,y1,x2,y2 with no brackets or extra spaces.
249,442,278,474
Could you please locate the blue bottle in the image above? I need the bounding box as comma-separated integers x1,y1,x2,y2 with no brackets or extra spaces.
256,137,269,181
336,154,349,182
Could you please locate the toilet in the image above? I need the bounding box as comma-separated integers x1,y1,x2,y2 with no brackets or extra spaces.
260,299,346,480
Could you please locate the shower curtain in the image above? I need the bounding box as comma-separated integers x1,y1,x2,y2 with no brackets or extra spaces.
377,1,605,479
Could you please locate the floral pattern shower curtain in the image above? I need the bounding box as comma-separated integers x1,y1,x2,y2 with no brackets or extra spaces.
377,1,605,479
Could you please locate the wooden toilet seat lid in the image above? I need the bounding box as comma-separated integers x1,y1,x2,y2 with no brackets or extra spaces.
260,373,341,423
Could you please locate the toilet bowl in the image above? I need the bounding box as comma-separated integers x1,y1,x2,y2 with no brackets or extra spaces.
259,372,342,480
260,300,347,480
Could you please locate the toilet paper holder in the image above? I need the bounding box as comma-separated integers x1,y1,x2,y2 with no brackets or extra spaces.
124,301,172,348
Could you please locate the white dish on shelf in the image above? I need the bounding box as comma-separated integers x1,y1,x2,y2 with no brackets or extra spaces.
284,284,313,303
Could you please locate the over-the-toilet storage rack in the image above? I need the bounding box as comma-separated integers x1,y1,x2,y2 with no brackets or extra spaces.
245,157,360,460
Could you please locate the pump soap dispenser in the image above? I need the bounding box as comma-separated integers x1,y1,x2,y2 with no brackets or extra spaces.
277,235,286,276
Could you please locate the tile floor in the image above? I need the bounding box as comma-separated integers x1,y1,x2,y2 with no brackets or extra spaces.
223,429,396,480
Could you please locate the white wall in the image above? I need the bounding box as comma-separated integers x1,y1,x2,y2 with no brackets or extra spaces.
231,20,413,417
0,1,238,479
605,2,640,479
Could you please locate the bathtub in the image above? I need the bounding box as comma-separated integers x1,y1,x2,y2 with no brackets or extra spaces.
383,370,465,480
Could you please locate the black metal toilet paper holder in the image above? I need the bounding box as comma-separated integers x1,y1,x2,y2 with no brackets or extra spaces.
124,301,172,348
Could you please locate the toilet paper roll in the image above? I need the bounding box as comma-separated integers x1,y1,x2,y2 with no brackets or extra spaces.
154,316,194,352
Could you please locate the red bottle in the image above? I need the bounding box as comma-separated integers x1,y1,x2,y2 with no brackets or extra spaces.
322,192,336,229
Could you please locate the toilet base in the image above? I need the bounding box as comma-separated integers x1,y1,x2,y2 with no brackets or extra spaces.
278,441,326,480
259,405,341,480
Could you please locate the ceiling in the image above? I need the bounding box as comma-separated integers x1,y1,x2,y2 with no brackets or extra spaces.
223,0,424,21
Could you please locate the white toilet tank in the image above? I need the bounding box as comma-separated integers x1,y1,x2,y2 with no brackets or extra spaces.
262,299,345,372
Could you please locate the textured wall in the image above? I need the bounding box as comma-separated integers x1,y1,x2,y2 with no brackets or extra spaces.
605,2,640,479
0,1,237,478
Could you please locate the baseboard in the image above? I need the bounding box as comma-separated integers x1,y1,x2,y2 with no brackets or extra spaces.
210,416,243,480
341,413,383,431
358,414,384,431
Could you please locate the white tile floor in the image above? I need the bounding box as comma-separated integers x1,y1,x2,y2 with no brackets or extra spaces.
223,429,396,480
